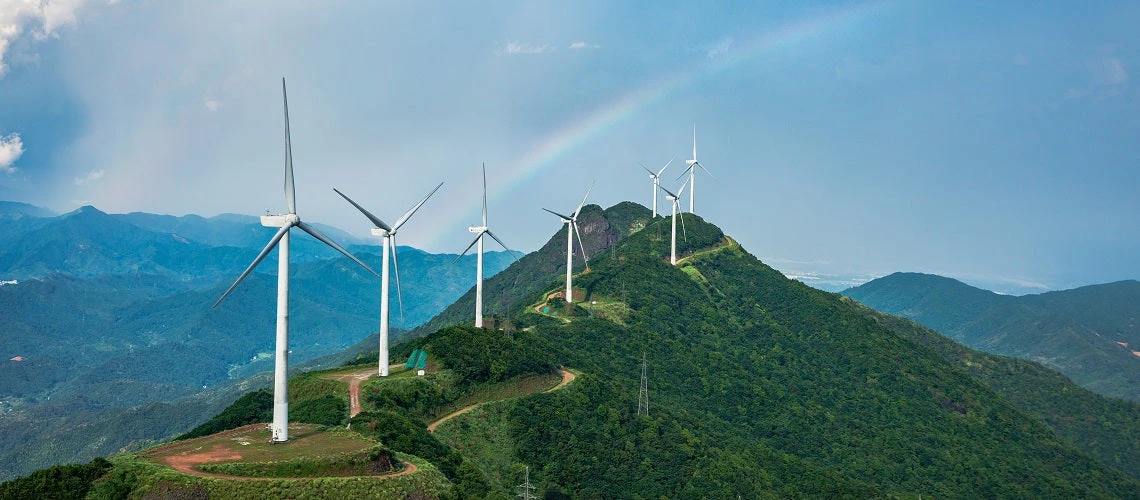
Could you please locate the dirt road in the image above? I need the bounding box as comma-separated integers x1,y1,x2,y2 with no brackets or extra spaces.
427,369,576,433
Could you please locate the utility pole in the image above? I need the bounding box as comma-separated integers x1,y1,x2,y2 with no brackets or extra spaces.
638,351,649,416
517,466,537,500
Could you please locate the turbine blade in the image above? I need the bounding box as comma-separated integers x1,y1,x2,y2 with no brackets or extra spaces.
391,235,405,324
677,177,690,197
679,211,688,242
659,183,679,199
572,220,589,266
692,123,697,161
640,162,656,176
573,182,594,219
283,78,296,214
675,163,696,182
297,221,377,276
452,233,482,264
543,208,573,220
334,188,391,232
213,224,290,307
486,229,521,260
657,156,674,176
696,161,715,179
482,163,488,227
393,182,444,231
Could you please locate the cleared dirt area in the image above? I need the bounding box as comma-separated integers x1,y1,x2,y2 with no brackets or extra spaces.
321,364,405,417
141,423,418,480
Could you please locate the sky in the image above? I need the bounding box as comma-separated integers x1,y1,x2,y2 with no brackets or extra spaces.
0,1,1138,294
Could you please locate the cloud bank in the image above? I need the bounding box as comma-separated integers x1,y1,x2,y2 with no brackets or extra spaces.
0,133,23,173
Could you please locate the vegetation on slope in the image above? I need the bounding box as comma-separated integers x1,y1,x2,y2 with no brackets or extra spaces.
433,214,1140,497
852,301,1140,479
844,272,1140,401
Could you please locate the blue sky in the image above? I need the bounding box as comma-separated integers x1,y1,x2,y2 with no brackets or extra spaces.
0,1,1138,293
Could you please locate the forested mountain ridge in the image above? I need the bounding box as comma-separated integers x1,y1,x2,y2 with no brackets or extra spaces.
324,210,1140,496
843,272,1140,401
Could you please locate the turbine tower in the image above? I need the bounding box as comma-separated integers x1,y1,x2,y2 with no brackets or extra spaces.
334,182,443,377
660,180,689,265
640,157,673,218
213,79,377,443
677,123,712,214
456,163,520,328
543,183,592,303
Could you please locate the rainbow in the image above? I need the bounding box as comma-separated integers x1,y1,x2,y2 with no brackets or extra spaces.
426,0,899,248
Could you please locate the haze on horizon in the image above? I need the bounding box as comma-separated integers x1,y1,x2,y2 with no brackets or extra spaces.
0,1,1137,294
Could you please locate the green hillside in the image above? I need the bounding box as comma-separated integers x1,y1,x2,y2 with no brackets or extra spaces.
332,210,1140,496
849,301,1140,479
844,272,1140,401
8,207,1140,497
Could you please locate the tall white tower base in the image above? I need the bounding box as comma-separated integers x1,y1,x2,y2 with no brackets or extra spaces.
373,228,391,377
262,214,293,442
564,221,574,302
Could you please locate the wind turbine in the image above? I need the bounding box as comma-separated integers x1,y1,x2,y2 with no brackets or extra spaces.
660,179,689,265
640,157,673,218
334,182,443,377
213,79,377,443
455,163,521,328
676,123,712,214
543,184,593,303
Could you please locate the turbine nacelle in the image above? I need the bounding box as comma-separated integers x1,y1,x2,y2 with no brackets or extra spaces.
468,225,488,234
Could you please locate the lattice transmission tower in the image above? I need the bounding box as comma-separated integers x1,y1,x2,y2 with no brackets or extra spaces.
638,351,649,416
517,466,537,499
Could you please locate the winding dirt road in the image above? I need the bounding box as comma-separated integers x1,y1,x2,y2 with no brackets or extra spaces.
427,369,576,433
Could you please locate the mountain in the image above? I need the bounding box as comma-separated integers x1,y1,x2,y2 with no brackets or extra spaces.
9,204,1140,496
0,201,54,219
313,206,1139,496
843,272,1140,401
0,206,254,282
115,211,369,249
410,201,652,337
0,201,514,481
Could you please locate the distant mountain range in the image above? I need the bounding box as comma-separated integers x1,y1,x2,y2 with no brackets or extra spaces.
843,272,1140,402
0,201,513,480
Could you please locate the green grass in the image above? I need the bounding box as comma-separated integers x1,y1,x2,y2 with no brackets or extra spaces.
424,372,563,423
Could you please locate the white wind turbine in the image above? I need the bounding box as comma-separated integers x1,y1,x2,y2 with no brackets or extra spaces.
640,157,674,218
213,79,377,443
659,179,690,265
334,182,443,377
676,123,712,214
455,163,521,328
543,184,593,303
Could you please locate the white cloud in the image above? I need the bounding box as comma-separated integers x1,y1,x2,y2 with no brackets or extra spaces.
500,41,551,55
0,133,24,173
1092,57,1128,86
73,169,105,185
0,0,95,78
1066,50,1129,100
706,37,734,59
569,41,599,50
203,97,220,112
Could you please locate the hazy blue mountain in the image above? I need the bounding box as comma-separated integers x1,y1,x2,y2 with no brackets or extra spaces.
0,201,54,219
844,272,1140,401
115,211,369,250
